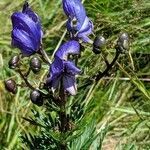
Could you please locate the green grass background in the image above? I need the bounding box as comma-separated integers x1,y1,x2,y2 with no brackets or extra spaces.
0,0,150,149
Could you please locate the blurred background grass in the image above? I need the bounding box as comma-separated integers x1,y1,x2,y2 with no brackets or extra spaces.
0,0,150,149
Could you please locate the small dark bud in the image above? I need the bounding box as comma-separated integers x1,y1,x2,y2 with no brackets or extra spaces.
93,36,106,54
116,32,129,52
9,55,19,69
30,57,41,73
30,90,43,106
4,79,17,94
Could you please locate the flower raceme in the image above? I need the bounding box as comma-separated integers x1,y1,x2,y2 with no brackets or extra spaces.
47,40,81,95
11,2,43,56
63,0,94,43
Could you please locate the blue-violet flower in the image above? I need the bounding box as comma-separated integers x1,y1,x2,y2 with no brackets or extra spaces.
63,0,93,43
11,2,43,56
47,40,81,95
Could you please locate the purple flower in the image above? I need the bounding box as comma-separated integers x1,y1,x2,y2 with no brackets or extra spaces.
11,2,43,56
47,58,81,95
63,0,93,43
47,40,81,95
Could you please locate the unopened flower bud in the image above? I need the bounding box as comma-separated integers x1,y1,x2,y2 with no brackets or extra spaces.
93,36,106,54
4,79,17,94
116,32,129,52
9,55,19,69
30,90,43,106
30,57,41,73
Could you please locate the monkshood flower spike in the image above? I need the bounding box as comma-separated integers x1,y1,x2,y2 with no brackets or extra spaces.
4,1,130,149
63,0,94,43
47,40,81,95
11,1,43,56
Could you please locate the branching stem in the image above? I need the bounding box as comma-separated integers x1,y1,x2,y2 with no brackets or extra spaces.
79,49,121,88
94,49,120,81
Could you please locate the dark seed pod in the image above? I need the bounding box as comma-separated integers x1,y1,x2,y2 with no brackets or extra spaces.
4,79,17,94
9,55,19,69
30,57,41,73
117,32,129,52
93,36,106,54
30,90,43,106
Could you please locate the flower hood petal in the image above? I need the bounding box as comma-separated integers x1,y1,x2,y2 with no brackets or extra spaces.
11,12,41,43
22,2,43,37
63,0,86,29
12,29,36,56
55,40,80,60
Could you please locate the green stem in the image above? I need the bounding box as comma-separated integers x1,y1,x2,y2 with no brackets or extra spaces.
39,44,51,64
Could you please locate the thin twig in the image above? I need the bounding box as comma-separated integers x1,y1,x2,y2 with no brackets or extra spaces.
39,45,52,64
24,67,31,77
17,68,34,90
94,49,120,82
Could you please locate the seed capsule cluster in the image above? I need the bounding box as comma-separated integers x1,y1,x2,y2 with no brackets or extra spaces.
92,32,129,55
6,54,43,106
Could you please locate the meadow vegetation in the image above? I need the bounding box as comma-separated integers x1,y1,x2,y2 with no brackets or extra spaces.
0,0,149,149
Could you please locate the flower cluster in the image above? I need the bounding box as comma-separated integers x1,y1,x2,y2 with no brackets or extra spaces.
63,0,94,43
8,1,129,100
9,0,93,96
46,40,81,95
47,0,94,95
